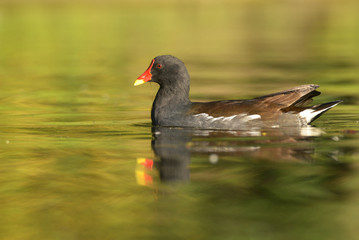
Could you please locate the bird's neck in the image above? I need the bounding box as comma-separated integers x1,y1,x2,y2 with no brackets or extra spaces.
151,84,191,125
155,84,190,105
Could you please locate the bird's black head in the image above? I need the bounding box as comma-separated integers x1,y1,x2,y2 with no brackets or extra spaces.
134,55,190,88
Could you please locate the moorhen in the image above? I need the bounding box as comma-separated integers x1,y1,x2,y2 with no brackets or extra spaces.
134,55,341,129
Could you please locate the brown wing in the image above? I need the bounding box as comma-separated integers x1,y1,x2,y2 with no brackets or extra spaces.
254,84,320,107
189,84,321,120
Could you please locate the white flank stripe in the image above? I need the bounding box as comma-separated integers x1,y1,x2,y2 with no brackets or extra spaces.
209,116,224,123
223,115,237,121
194,113,261,122
193,113,209,118
242,114,261,121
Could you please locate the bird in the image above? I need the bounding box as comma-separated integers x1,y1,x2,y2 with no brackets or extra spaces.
134,55,341,130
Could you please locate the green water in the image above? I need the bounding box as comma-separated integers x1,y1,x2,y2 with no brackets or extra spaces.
0,1,359,239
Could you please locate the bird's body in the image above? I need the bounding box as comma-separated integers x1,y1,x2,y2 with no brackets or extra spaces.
134,55,341,130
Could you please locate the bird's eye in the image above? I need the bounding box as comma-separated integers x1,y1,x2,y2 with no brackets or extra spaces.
156,64,162,69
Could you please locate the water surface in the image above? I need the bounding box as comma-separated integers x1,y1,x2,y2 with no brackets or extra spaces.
0,1,358,239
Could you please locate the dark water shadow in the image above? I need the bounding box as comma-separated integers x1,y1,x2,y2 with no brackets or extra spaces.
149,126,330,183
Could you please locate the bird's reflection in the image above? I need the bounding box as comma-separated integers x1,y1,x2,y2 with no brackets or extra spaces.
151,127,192,183
137,125,328,185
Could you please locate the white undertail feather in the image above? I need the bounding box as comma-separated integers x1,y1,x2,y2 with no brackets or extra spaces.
299,109,323,123
299,101,341,124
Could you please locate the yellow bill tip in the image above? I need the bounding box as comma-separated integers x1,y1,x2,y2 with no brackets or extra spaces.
134,79,145,86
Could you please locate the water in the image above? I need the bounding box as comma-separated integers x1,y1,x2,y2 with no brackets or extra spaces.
0,1,358,239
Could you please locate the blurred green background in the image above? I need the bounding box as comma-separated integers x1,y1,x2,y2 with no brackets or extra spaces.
0,0,358,239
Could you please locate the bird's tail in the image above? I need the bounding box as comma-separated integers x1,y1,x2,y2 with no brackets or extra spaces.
299,100,342,124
